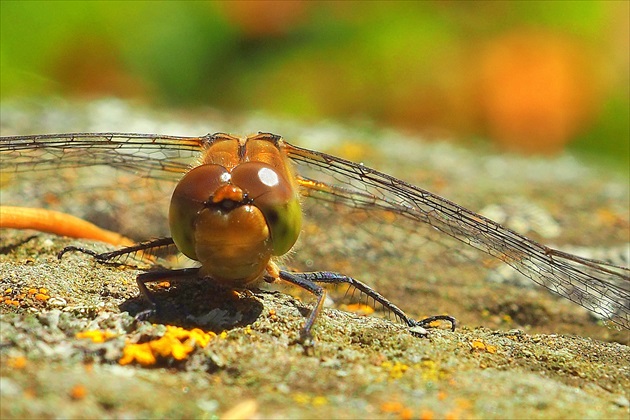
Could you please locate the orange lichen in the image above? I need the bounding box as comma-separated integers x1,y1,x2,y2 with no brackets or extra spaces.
380,401,405,413
470,339,498,354
119,342,157,366
76,330,118,343
2,286,51,307
420,410,435,420
419,360,444,382
69,384,88,400
596,208,628,228
119,326,215,366
381,360,409,380
6,356,27,369
340,303,375,316
380,401,414,419
442,398,474,420
471,339,486,351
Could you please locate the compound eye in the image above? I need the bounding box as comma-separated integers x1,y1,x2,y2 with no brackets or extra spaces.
231,162,302,256
169,164,229,259
172,164,230,205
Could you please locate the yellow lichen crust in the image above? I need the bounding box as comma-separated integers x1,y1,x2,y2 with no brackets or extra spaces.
119,326,216,366
75,330,118,343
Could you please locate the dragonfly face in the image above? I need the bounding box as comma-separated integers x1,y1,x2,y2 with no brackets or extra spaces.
169,133,302,286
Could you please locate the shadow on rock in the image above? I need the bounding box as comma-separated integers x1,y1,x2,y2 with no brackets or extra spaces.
119,277,264,333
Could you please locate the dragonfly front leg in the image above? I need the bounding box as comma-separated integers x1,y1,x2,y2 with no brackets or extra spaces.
57,237,176,262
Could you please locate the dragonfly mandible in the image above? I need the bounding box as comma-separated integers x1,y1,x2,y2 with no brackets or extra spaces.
1,132,628,340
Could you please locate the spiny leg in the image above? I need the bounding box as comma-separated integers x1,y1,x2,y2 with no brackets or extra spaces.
58,237,176,262
283,271,456,333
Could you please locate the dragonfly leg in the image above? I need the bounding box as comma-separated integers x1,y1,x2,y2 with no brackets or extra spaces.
277,271,326,344
57,237,175,262
286,271,456,333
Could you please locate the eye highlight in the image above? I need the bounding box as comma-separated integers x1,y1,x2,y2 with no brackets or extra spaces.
258,166,279,187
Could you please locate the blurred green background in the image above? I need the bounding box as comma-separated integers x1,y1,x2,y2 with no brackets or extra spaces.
1,1,628,167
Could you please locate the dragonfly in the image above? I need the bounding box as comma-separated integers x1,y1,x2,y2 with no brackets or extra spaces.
1,132,629,341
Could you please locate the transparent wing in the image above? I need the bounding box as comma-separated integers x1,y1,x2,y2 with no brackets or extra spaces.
283,141,630,330
1,133,205,239
1,132,205,179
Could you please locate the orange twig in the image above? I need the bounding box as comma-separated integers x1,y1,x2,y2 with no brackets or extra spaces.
0,206,134,247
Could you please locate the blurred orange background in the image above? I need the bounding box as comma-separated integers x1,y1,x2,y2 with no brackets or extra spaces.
1,1,628,165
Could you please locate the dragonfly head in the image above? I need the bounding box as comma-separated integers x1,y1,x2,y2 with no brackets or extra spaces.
169,160,302,284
